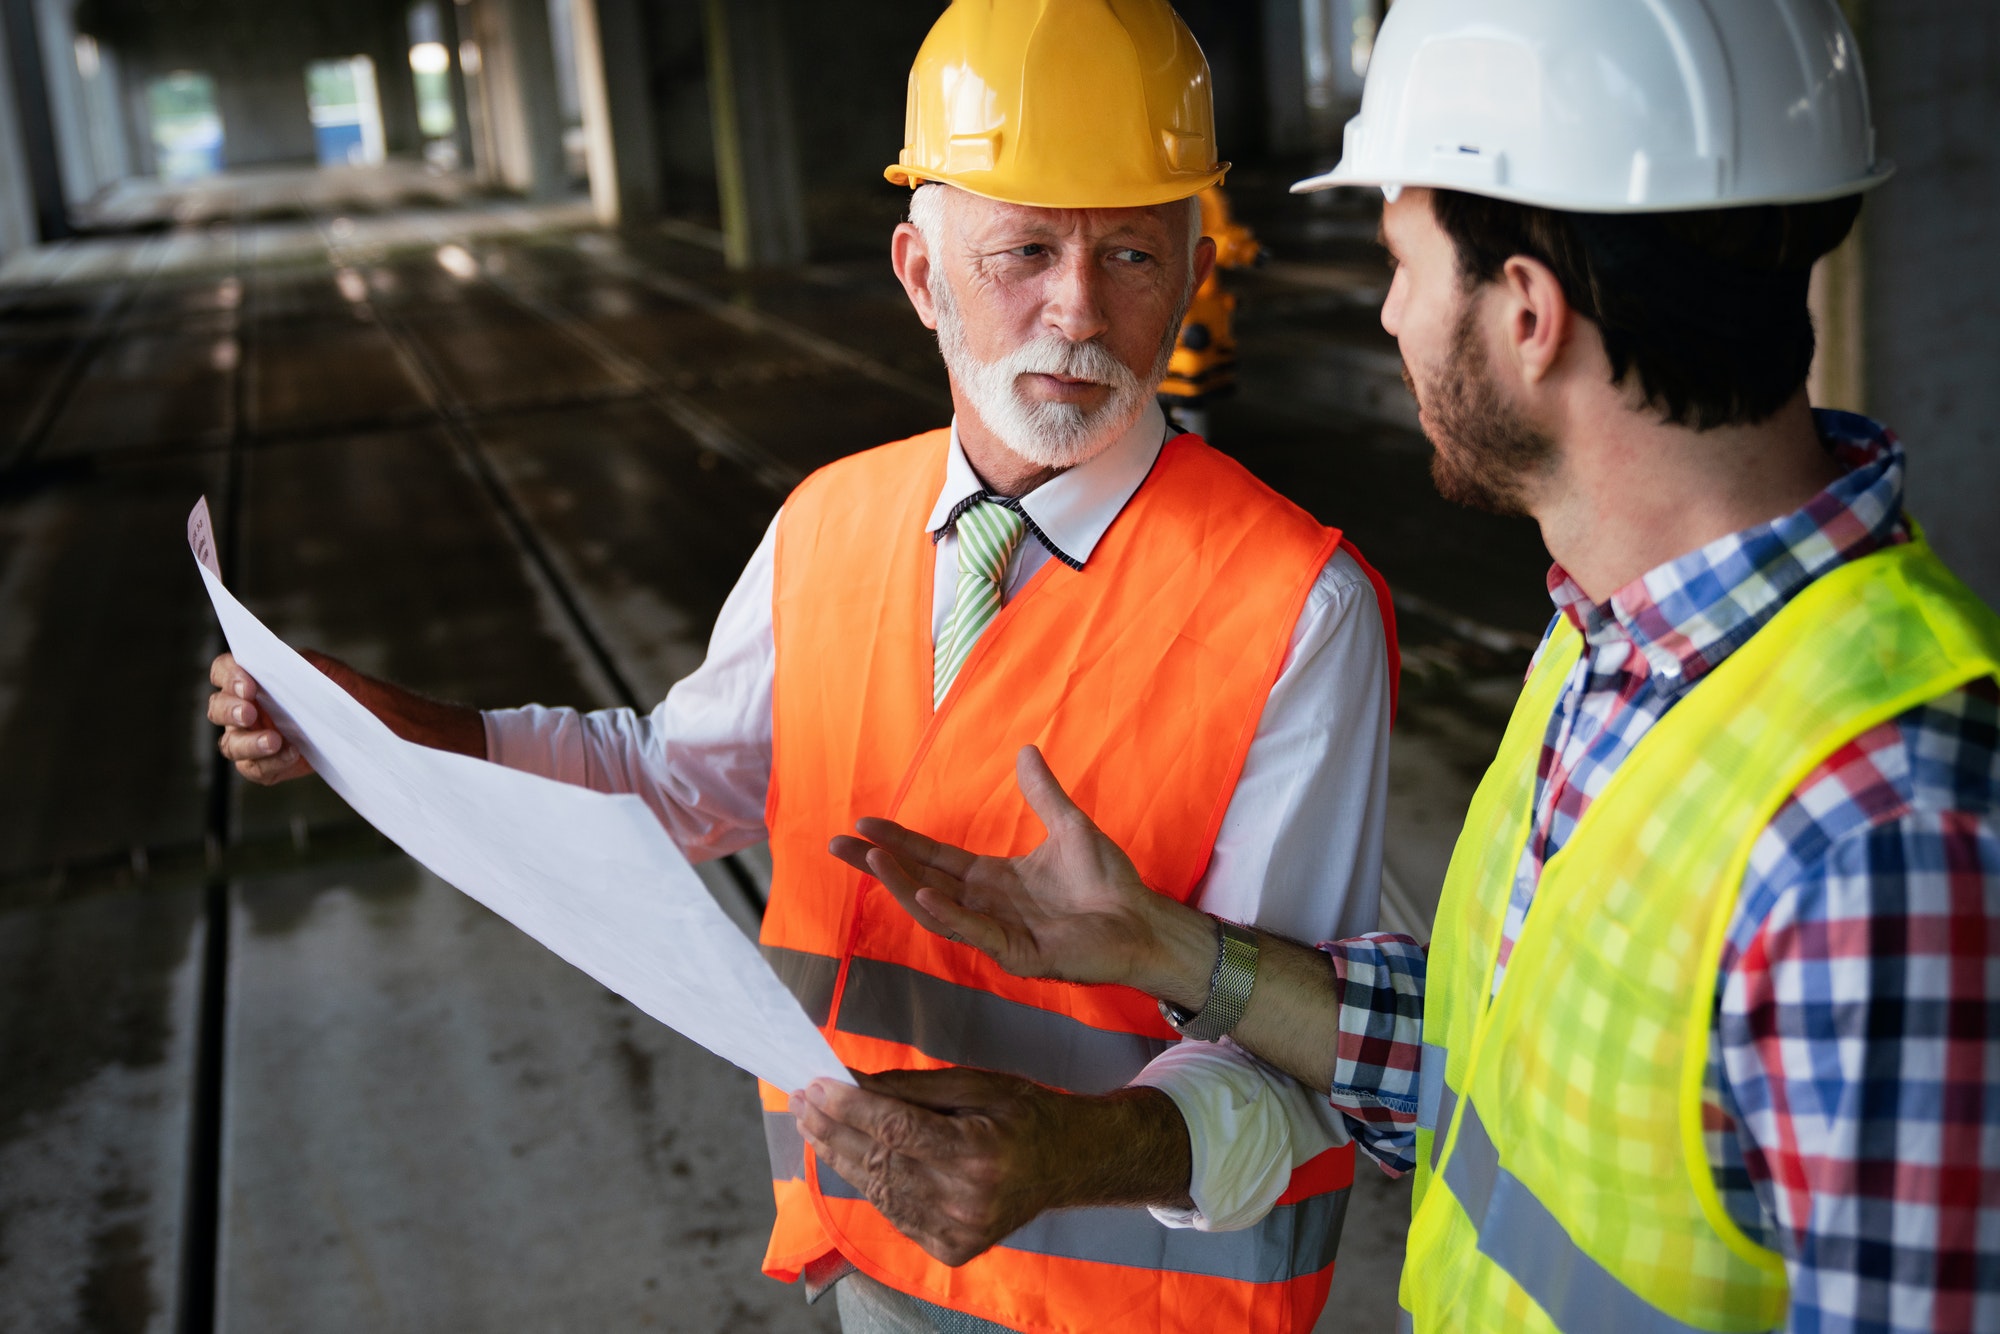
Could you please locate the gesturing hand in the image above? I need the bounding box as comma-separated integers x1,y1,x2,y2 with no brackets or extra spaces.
828,746,1217,1007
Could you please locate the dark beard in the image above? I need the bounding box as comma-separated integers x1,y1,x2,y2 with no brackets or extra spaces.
1404,305,1555,517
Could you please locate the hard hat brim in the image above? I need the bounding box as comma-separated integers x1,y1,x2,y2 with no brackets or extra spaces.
1288,160,1897,214
886,164,1232,212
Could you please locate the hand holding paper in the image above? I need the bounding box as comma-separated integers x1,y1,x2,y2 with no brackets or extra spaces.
187,497,852,1093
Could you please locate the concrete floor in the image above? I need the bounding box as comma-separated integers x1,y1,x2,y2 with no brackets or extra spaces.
0,166,1552,1333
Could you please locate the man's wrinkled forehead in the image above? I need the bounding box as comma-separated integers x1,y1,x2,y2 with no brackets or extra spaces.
951,192,1185,251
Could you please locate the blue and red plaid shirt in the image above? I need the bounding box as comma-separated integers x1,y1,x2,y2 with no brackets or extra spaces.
1324,412,2000,1332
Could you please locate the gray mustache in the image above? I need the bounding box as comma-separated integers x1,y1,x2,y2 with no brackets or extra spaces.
1002,337,1141,393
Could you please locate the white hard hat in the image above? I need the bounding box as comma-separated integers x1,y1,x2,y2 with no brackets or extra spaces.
1292,0,1894,212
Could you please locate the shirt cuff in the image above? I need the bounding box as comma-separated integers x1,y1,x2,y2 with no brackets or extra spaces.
1321,933,1428,1176
1131,1039,1343,1232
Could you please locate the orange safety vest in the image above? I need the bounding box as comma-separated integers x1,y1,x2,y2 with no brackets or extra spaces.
758,429,1397,1333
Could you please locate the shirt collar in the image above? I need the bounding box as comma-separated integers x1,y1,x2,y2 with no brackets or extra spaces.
926,400,1171,569
1547,410,1910,685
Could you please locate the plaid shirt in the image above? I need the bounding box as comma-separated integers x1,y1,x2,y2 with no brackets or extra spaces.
1324,412,2000,1332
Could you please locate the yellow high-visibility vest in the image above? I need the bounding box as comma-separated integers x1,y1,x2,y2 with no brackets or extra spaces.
1404,541,2000,1332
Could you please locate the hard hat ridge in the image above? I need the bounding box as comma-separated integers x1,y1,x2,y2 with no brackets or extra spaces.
888,0,1229,210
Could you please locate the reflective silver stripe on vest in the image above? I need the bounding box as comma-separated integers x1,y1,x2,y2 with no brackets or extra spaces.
765,1109,806,1181
834,957,1172,1094
1418,1042,1456,1171
816,1159,1347,1283
1417,1043,1450,1129
763,945,840,1027
1441,1098,1744,1334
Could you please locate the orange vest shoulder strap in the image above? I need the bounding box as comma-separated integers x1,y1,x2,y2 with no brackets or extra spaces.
777,428,951,563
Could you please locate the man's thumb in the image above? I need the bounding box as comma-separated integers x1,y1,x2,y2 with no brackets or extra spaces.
1016,745,1088,832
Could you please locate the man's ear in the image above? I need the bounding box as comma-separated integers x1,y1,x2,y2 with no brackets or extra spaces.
1191,234,1217,295
892,222,940,331
1498,254,1573,388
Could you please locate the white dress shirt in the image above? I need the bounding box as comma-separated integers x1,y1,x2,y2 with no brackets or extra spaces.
484,401,1392,1230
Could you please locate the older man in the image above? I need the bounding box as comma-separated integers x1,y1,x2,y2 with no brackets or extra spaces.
207,2,1395,1330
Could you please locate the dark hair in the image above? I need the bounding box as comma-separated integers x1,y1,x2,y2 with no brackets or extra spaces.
1428,190,1864,431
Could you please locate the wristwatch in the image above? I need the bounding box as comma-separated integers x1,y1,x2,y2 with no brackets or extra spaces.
1159,917,1259,1042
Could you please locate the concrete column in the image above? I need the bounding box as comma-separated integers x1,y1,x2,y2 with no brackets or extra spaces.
638,0,715,219
476,0,566,198
569,0,658,225
1259,0,1312,157
32,0,96,204
439,0,477,171
1298,0,1355,142
372,24,426,159
457,0,503,183
214,64,316,168
703,0,806,268
1,0,69,239
0,3,41,261
118,54,154,179
1172,1,1269,160
1859,0,2000,605
1269,0,1363,154
78,38,130,186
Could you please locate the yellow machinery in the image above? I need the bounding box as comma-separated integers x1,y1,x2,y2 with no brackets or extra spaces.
1160,185,1261,417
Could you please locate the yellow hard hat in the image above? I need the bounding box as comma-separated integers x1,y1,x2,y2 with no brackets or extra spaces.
886,0,1229,210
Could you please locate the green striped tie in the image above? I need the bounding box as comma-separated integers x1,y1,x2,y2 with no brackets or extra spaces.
935,499,1028,706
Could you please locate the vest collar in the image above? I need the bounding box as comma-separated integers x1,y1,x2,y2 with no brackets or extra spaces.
926,400,1170,569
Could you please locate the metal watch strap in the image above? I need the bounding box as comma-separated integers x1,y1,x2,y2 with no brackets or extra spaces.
1159,918,1258,1042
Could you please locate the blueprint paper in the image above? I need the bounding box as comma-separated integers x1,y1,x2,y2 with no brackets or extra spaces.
189,497,851,1093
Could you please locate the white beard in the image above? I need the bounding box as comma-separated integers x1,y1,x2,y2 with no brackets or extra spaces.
932,275,1178,471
